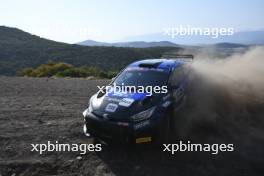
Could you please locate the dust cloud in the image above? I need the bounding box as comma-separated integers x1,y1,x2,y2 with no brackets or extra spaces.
191,46,264,103
173,46,264,149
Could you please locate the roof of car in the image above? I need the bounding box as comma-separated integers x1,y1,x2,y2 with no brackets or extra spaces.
127,59,184,72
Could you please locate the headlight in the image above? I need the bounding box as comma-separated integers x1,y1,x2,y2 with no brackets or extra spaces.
131,106,156,122
83,97,93,117
88,103,93,112
82,108,89,117
82,104,93,117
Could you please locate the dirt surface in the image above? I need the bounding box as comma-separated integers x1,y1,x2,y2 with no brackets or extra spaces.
0,76,264,176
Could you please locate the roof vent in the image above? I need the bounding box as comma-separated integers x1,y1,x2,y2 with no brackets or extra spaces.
138,62,162,68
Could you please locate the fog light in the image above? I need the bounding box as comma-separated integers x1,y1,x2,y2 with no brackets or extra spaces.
83,124,90,137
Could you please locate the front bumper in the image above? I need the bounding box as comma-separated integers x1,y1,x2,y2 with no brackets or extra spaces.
83,110,163,144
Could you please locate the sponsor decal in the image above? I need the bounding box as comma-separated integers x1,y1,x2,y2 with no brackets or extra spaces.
105,97,122,103
119,98,134,107
162,101,171,107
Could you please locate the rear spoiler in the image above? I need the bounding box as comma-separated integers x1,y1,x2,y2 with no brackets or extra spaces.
161,54,194,62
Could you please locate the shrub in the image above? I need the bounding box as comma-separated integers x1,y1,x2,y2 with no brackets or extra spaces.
18,61,117,79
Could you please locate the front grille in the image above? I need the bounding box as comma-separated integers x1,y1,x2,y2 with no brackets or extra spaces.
92,111,129,122
86,118,129,140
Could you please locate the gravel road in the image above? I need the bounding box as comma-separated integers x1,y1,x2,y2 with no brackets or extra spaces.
0,76,263,176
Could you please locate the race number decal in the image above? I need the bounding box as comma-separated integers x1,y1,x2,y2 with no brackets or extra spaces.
105,103,118,112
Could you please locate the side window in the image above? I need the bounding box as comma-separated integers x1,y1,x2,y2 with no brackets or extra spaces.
169,67,184,87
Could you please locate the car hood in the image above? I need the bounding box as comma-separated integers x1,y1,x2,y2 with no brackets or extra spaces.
90,90,162,121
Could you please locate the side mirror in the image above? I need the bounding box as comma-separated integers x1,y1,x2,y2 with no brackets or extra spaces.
111,77,116,81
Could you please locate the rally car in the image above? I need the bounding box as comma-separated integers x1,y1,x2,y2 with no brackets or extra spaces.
82,55,193,144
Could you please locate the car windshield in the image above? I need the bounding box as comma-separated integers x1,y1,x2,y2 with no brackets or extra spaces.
113,69,168,87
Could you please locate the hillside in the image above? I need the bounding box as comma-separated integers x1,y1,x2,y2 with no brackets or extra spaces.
0,26,180,75
77,40,179,48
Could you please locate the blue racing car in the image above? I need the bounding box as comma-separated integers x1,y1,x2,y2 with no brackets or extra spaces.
82,55,193,144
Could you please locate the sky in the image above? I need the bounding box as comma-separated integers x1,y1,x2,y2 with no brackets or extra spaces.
0,0,264,43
